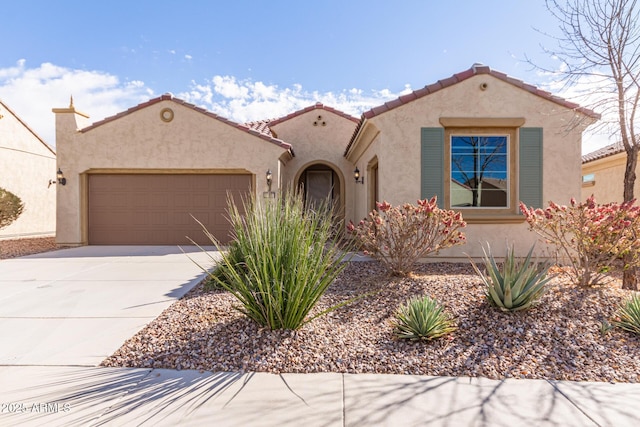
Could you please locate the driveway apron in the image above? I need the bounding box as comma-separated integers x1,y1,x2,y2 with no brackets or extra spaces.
0,246,217,366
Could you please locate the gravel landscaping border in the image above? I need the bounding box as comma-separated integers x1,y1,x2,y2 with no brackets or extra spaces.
102,261,640,383
0,236,58,259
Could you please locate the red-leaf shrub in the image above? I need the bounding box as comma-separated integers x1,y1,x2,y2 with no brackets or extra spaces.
347,197,466,276
520,196,640,286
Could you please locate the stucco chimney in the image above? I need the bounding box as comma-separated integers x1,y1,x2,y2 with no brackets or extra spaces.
52,96,90,146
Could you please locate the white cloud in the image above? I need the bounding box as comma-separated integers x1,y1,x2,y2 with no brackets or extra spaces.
0,61,411,150
0,60,153,147
185,54,192,60
178,76,410,123
2,59,620,157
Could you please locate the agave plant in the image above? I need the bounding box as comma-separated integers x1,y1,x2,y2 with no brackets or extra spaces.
613,294,640,335
391,296,456,340
470,244,554,312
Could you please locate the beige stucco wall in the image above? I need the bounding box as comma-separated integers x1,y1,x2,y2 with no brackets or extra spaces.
0,102,56,239
348,74,591,259
581,153,631,203
269,108,358,224
54,99,290,245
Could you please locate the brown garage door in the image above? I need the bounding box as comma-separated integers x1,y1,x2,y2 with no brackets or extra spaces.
88,174,251,245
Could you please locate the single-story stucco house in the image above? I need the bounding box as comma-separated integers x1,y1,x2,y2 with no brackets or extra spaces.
0,99,56,239
581,141,637,203
53,64,598,259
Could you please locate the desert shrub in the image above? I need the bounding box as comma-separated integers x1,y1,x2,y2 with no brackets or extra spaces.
470,244,553,312
192,189,351,330
391,295,456,341
613,294,640,335
347,197,466,276
520,196,640,286
0,187,24,229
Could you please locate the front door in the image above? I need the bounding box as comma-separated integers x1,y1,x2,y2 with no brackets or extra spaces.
305,170,334,210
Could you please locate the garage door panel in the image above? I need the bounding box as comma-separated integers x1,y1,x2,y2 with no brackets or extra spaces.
88,174,251,245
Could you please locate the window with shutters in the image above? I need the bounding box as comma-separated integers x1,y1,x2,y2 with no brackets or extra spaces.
421,122,541,222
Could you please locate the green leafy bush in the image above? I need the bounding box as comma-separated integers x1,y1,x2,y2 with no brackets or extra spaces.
192,189,350,330
391,295,456,340
613,294,640,335
348,197,466,276
470,244,553,312
0,187,24,230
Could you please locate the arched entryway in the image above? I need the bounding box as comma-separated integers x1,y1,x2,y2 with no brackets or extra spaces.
295,162,344,221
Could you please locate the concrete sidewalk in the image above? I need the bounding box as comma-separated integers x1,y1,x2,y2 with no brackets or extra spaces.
1,246,638,426
0,367,638,426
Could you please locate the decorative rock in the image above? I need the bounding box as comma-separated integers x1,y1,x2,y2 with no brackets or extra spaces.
97,261,640,383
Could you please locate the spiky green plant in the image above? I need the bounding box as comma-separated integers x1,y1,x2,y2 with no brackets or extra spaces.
391,296,456,341
470,244,554,312
599,319,614,336
189,188,353,330
203,239,244,291
613,294,640,335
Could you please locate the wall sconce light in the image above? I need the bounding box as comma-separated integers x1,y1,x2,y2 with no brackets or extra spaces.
354,167,364,184
264,169,276,198
48,168,67,188
266,169,273,191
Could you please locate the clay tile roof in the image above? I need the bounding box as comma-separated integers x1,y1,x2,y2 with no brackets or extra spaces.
345,63,601,157
0,99,56,155
267,102,360,127
79,94,293,152
245,120,274,137
582,141,625,163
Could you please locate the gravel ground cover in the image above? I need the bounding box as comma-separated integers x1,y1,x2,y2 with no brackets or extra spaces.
102,261,640,383
0,236,57,259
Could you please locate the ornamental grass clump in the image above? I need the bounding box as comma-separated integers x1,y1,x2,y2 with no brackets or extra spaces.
613,294,640,335
192,189,350,330
348,197,466,276
470,244,553,312
391,295,456,341
520,196,640,286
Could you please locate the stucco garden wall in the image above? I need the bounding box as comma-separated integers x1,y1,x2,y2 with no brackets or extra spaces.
349,74,590,259
581,153,631,203
0,102,56,239
54,99,290,245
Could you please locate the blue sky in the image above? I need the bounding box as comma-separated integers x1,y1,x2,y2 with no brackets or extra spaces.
0,1,608,151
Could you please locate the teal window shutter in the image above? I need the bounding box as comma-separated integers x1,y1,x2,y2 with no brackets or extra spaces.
519,127,543,209
421,127,444,207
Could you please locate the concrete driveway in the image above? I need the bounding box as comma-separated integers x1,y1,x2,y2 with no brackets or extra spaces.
0,246,218,366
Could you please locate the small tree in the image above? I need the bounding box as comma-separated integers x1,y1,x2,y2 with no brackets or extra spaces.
539,0,640,289
348,197,466,276
520,197,640,286
0,187,24,230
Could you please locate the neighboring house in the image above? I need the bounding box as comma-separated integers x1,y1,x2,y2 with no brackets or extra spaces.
0,100,56,239
581,141,634,203
54,64,598,258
